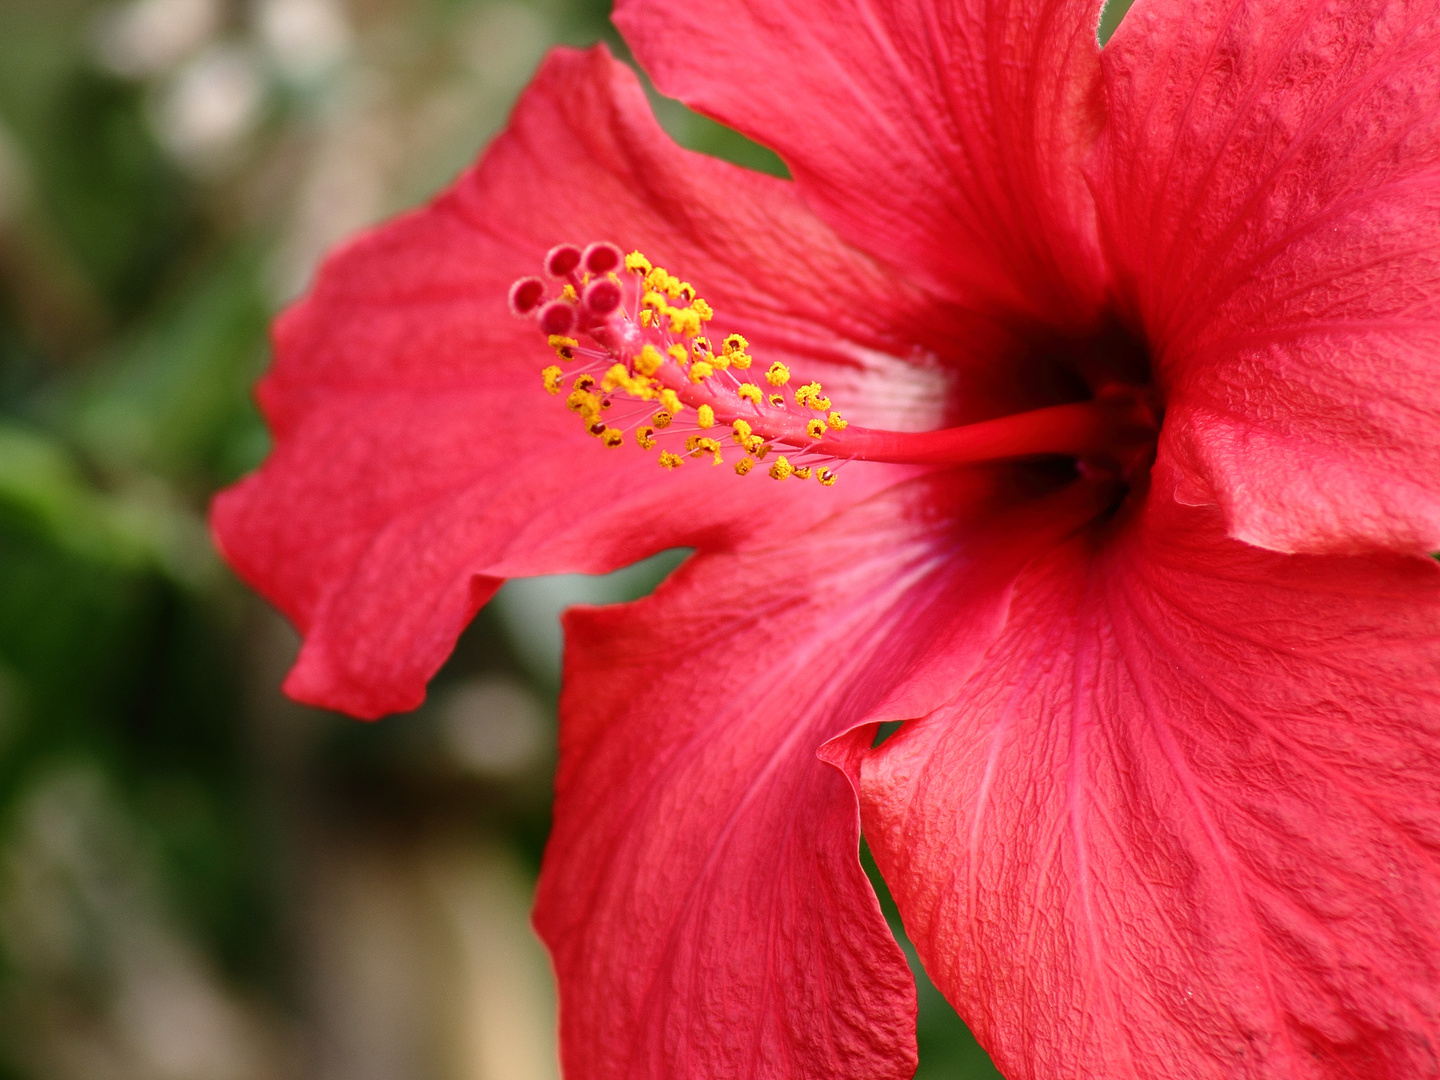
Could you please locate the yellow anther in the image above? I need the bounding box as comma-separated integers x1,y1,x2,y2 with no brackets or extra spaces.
794,382,829,409
669,307,702,337
598,364,655,400
566,388,601,422
535,250,854,492
686,436,722,465
693,337,724,368
562,283,578,303
601,363,630,392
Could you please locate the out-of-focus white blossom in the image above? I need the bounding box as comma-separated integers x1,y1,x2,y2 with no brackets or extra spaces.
91,0,223,79
255,0,351,82
150,45,265,172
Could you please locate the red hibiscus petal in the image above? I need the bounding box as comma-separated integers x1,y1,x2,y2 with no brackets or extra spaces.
1095,0,1440,554
614,0,1111,327
210,45,950,718
853,470,1440,1079
535,467,1100,1080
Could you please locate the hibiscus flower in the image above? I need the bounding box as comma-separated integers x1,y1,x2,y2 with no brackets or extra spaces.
211,0,1440,1077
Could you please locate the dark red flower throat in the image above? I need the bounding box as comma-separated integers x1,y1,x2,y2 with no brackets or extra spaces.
512,241,1160,494
1006,321,1161,510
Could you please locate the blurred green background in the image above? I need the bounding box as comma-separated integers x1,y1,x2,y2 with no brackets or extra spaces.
0,1,1006,1076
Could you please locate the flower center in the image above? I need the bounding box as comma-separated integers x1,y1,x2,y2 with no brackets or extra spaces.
510,243,1158,487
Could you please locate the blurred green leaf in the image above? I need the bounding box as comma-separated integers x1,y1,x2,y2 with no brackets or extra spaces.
0,496,274,990
0,423,150,567
35,68,195,319
649,94,789,179
0,0,95,145
1098,0,1137,45
72,249,269,483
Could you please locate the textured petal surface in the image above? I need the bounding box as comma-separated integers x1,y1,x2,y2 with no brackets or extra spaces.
1097,0,1440,553
615,0,1110,326
210,46,952,718
855,472,1440,1079
534,468,1100,1080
